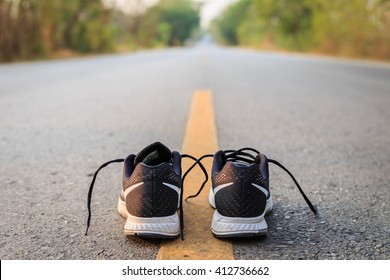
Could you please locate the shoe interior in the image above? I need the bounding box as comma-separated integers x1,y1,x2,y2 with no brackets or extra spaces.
134,142,172,166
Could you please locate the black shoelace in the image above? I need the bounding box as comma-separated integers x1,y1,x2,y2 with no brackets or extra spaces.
185,148,318,214
85,154,208,240
85,158,124,236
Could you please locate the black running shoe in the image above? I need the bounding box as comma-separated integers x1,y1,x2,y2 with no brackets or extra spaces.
85,142,208,239
208,149,272,237
186,148,317,238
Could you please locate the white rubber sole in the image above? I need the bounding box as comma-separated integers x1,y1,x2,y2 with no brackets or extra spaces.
208,187,273,237
118,198,179,238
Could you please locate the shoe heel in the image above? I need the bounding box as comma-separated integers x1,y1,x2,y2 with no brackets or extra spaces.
118,198,179,238
123,213,180,238
211,210,268,238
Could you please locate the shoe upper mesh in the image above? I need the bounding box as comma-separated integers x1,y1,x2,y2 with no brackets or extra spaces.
213,162,268,217
124,163,180,217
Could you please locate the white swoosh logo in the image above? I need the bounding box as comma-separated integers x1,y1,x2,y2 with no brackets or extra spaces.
123,182,180,198
251,183,269,197
123,182,144,198
213,182,233,194
163,182,180,195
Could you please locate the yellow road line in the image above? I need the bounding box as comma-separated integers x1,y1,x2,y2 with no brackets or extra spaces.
157,90,234,260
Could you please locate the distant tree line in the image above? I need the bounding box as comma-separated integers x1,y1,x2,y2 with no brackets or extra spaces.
0,0,200,62
211,0,390,59
113,0,200,48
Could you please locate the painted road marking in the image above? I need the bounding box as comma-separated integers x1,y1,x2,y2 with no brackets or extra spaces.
157,90,234,260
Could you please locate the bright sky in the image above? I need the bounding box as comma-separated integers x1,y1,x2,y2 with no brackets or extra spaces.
103,0,238,28
197,0,238,28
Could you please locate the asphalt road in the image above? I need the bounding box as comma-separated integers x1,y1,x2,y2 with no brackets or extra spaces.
0,45,389,259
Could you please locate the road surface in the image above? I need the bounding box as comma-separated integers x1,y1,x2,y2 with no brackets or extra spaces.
0,45,389,259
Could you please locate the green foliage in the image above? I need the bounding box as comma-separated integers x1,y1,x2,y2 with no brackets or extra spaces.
211,0,250,45
271,0,314,50
155,22,172,46
159,0,200,46
138,0,200,47
0,0,115,60
0,0,200,61
211,0,390,59
68,4,114,52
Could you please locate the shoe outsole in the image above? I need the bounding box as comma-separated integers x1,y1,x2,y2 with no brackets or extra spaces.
210,210,269,238
213,231,268,238
124,232,179,239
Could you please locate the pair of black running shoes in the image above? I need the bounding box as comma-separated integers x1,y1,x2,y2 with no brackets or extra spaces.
86,142,317,240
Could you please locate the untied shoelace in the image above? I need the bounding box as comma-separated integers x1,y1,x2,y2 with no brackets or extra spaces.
184,148,318,214
85,148,317,240
85,154,209,240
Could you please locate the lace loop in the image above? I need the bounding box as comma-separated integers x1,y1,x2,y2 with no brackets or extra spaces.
180,154,209,240
183,154,214,201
